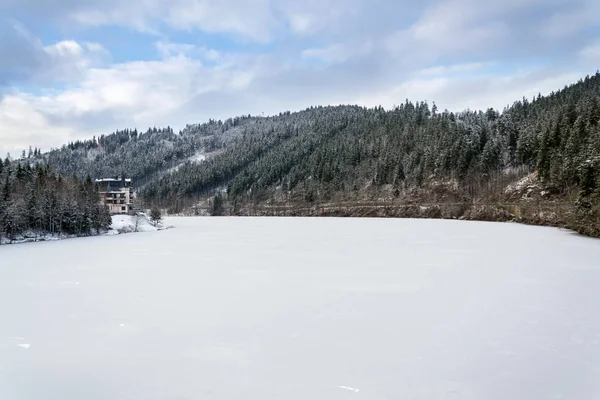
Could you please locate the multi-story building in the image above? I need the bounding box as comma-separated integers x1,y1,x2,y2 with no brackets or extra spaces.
95,178,134,214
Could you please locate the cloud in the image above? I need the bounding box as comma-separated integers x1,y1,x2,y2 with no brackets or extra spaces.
580,43,600,63
0,25,41,86
288,14,315,35
0,47,258,155
1,0,412,42
45,0,282,42
350,67,585,112
0,22,108,89
1,0,599,157
415,62,495,78
0,46,590,155
155,41,197,59
409,0,508,52
540,0,600,39
301,42,374,65
0,94,72,157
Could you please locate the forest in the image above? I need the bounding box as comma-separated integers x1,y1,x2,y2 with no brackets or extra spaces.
0,159,111,242
143,75,600,201
11,72,600,236
140,73,600,235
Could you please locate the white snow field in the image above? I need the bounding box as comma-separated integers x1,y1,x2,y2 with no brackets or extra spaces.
108,214,159,234
1,217,600,400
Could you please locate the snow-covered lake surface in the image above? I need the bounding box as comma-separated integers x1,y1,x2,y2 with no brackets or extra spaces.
1,217,600,400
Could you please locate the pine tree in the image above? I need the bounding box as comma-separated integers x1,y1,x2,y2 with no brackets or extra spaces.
150,207,162,226
579,162,597,197
210,193,224,216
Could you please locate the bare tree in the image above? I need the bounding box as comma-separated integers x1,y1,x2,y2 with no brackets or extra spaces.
132,213,143,232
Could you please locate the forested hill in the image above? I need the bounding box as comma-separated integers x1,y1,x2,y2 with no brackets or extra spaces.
28,118,258,188
142,73,600,201
21,72,600,235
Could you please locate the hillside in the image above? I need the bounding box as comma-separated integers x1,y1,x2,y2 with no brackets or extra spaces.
29,117,261,188
142,72,600,235
26,72,600,236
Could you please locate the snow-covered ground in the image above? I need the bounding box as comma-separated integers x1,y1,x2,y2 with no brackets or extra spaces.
107,214,159,234
0,215,158,244
165,151,207,174
1,217,599,399
0,231,80,245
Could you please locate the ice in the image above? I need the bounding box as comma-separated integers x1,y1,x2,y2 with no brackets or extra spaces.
1,217,600,400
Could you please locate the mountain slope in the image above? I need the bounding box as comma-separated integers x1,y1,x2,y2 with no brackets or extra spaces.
142,74,599,200
34,116,260,188
25,72,600,235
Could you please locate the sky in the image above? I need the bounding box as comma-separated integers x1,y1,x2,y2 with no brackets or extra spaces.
0,0,599,157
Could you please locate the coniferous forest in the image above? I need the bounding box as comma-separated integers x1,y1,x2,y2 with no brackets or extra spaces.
5,72,600,237
0,160,111,242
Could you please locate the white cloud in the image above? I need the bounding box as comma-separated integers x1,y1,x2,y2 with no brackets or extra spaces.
0,24,109,88
0,94,72,157
415,62,494,77
288,14,315,34
68,0,280,42
350,67,585,112
1,0,598,157
301,43,372,64
580,43,600,62
164,0,277,42
405,0,515,56
44,40,83,57
36,40,109,84
541,0,600,39
0,49,258,155
1,44,592,158
155,41,197,59
26,0,369,43
85,42,109,54
199,47,222,62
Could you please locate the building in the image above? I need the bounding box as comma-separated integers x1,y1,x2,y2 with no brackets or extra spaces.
95,178,134,214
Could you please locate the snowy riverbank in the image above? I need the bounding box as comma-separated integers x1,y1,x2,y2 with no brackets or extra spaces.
105,214,160,235
1,214,161,245
0,231,82,245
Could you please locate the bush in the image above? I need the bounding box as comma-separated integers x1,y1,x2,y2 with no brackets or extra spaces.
150,207,162,226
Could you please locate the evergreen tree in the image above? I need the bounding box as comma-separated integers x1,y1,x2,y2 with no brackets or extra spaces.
0,160,110,241
150,207,162,226
210,193,225,216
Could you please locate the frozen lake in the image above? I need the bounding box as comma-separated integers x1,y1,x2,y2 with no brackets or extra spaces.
1,217,600,399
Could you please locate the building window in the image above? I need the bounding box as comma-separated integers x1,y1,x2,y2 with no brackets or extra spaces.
121,206,126,211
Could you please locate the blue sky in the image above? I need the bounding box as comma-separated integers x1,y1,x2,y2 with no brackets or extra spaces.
0,0,599,157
